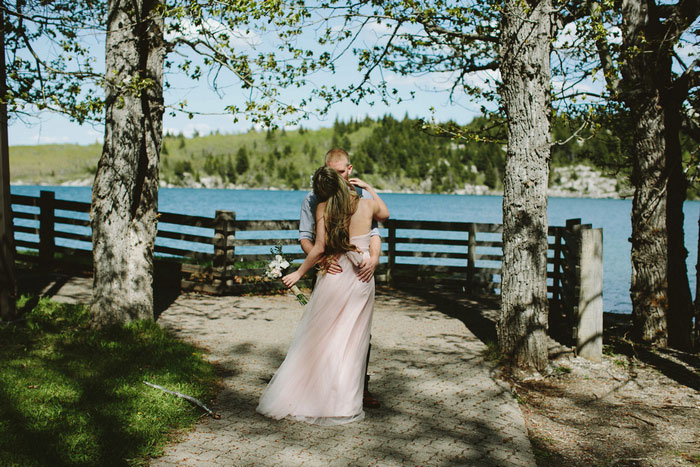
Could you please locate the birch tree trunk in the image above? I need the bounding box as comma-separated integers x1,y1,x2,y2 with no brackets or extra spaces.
90,0,164,327
497,0,552,371
621,0,693,349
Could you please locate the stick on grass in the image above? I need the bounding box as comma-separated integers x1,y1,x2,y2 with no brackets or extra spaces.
144,381,219,418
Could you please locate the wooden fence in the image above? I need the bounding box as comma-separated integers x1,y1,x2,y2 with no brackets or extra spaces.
11,190,602,352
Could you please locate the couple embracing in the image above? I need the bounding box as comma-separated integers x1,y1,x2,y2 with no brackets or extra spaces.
256,148,389,425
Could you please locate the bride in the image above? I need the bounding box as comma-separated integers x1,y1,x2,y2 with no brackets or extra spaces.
256,166,389,425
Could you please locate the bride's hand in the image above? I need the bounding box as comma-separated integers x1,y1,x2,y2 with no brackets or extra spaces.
348,178,371,191
282,270,302,288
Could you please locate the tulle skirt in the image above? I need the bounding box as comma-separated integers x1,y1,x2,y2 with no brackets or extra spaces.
256,233,374,425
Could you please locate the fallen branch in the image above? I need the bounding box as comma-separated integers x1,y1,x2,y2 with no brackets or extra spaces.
144,381,219,419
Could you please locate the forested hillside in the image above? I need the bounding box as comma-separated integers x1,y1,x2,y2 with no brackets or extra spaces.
9,115,698,197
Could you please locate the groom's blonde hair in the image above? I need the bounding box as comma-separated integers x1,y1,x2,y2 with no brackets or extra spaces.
324,148,350,165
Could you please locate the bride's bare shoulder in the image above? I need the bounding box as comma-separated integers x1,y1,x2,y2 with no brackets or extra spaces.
357,198,374,211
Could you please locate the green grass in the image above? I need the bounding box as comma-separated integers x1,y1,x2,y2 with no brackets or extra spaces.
0,297,219,467
551,365,572,375
9,143,101,184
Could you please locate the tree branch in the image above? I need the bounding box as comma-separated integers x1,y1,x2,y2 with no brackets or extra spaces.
419,19,499,44
143,381,218,418
589,1,621,95
167,35,311,122
670,59,699,103
655,0,700,35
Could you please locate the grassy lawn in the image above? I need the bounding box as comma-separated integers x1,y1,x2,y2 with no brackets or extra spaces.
0,297,219,466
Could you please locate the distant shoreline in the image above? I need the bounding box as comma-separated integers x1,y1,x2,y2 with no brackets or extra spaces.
11,163,632,200
11,178,629,199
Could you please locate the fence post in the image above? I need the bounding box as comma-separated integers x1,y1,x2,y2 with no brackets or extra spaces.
576,227,603,362
387,219,396,286
39,190,55,269
549,228,563,330
563,218,582,338
214,210,235,294
467,223,476,292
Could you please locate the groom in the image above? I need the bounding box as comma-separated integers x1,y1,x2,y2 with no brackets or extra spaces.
298,147,381,409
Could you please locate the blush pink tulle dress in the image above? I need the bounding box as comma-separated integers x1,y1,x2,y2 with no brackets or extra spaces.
256,232,375,425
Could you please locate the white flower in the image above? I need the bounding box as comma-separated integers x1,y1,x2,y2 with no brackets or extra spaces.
265,253,291,279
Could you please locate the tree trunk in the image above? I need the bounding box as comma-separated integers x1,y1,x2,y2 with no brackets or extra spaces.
497,0,552,371
627,97,669,345
621,0,693,349
90,0,164,327
664,103,693,350
695,208,699,350
0,7,16,321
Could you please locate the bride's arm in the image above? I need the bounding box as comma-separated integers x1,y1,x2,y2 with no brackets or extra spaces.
349,178,389,221
282,203,327,288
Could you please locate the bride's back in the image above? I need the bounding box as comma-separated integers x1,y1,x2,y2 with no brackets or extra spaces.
348,199,376,238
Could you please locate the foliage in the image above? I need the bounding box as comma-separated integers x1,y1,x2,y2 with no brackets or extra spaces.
0,297,219,466
2,1,105,123
10,113,662,194
2,0,345,132
560,1,700,177
302,1,502,118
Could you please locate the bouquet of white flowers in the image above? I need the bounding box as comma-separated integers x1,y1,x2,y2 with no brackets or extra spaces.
265,246,308,305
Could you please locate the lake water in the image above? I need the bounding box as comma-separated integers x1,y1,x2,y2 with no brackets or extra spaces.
10,185,700,315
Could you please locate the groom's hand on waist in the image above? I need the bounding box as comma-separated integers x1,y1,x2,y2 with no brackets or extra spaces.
356,256,379,282
327,259,343,274
318,255,343,275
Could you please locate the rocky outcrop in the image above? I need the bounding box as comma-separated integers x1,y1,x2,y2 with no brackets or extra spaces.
47,164,629,199
548,164,628,199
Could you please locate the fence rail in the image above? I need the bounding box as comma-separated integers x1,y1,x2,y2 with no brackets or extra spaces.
11,190,602,353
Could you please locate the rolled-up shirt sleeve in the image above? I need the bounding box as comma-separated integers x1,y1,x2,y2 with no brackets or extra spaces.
299,192,317,242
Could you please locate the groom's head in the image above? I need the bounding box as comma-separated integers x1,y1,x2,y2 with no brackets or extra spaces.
324,148,352,180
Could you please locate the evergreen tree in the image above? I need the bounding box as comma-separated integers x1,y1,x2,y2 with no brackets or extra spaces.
236,146,250,174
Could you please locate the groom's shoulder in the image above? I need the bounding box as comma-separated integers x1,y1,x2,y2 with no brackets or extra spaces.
358,187,372,199
303,191,317,209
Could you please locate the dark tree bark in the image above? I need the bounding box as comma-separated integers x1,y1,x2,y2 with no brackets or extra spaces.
620,0,694,349
695,208,700,350
0,7,16,320
497,0,553,371
90,0,164,327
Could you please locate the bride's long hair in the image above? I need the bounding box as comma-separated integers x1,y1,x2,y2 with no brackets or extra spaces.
312,166,359,256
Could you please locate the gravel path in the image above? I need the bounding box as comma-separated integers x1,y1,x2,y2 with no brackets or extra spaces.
149,286,536,466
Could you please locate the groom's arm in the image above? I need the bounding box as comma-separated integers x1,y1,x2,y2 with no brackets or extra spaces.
299,192,316,253
299,192,342,273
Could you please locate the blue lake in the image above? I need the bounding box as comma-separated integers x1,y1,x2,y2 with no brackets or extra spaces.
11,185,700,315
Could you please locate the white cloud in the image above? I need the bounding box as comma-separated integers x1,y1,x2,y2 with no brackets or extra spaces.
385,69,499,95
364,18,395,35
553,22,579,50
165,123,213,138
166,18,261,49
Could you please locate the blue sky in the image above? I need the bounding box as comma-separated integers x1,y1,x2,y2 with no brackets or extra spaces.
7,15,490,147
8,8,695,147
7,78,483,146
